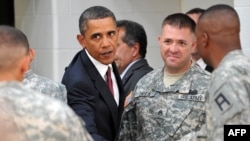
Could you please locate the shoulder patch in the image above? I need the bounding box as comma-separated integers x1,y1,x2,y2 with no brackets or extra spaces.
209,80,246,124
211,91,245,123
124,91,133,107
214,93,232,113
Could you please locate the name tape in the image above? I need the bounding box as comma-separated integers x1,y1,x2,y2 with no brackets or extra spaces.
178,94,205,102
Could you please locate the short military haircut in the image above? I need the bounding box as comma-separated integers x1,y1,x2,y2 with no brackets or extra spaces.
0,25,29,52
79,6,117,35
186,8,205,15
199,4,239,24
117,20,147,58
161,13,196,33
0,25,29,70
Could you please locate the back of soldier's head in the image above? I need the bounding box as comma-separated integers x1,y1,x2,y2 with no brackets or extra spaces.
162,13,196,34
199,4,240,34
200,4,238,20
117,20,147,58
0,25,29,71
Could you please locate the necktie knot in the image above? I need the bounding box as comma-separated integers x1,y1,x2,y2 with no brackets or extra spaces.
106,67,114,95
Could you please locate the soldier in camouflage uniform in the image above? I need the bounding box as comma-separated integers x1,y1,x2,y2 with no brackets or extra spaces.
196,4,250,141
0,97,28,141
0,82,93,141
118,13,211,141
0,25,93,141
23,69,67,103
23,48,67,103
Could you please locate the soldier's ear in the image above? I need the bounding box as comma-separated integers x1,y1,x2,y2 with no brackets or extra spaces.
203,32,208,48
29,48,35,62
18,55,30,81
191,36,197,52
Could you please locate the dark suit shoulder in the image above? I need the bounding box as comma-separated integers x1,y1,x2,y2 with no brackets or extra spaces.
122,59,153,96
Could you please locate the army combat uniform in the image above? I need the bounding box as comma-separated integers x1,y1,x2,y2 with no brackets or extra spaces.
23,69,67,103
206,50,250,141
0,81,93,141
119,61,211,141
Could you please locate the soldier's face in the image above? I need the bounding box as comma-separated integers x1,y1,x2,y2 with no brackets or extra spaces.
158,24,196,73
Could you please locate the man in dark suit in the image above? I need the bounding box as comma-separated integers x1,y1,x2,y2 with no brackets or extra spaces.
62,6,125,141
114,20,153,97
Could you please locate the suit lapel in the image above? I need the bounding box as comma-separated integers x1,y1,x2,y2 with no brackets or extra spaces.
112,63,125,117
122,59,146,84
80,50,121,129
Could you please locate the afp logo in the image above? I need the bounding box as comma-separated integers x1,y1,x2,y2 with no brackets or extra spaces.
224,125,250,141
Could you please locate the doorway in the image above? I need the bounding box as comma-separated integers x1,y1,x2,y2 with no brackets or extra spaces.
0,0,15,26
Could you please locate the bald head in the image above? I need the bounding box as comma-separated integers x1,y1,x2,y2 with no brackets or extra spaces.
199,4,240,36
196,4,241,68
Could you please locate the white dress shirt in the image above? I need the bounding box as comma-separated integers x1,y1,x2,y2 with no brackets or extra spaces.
86,50,119,105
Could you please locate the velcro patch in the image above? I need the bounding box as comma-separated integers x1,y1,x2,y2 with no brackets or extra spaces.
214,93,232,113
124,91,133,107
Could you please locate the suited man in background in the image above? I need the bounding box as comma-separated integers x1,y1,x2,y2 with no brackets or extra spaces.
62,6,125,141
115,20,153,97
186,8,214,73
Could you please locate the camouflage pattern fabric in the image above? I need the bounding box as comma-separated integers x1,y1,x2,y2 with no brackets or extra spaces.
206,50,250,141
118,61,211,141
23,69,67,103
0,81,93,141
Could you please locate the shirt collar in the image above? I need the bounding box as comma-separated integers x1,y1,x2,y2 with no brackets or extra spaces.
85,50,112,80
120,59,141,79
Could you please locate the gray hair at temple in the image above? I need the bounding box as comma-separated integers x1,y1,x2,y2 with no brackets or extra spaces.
117,20,147,58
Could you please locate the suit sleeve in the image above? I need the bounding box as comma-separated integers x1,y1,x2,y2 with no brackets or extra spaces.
66,80,109,141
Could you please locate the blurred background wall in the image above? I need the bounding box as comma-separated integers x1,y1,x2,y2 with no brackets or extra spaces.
12,0,249,82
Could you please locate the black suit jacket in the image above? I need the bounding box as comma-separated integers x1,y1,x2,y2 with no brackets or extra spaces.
122,59,153,97
62,49,125,141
